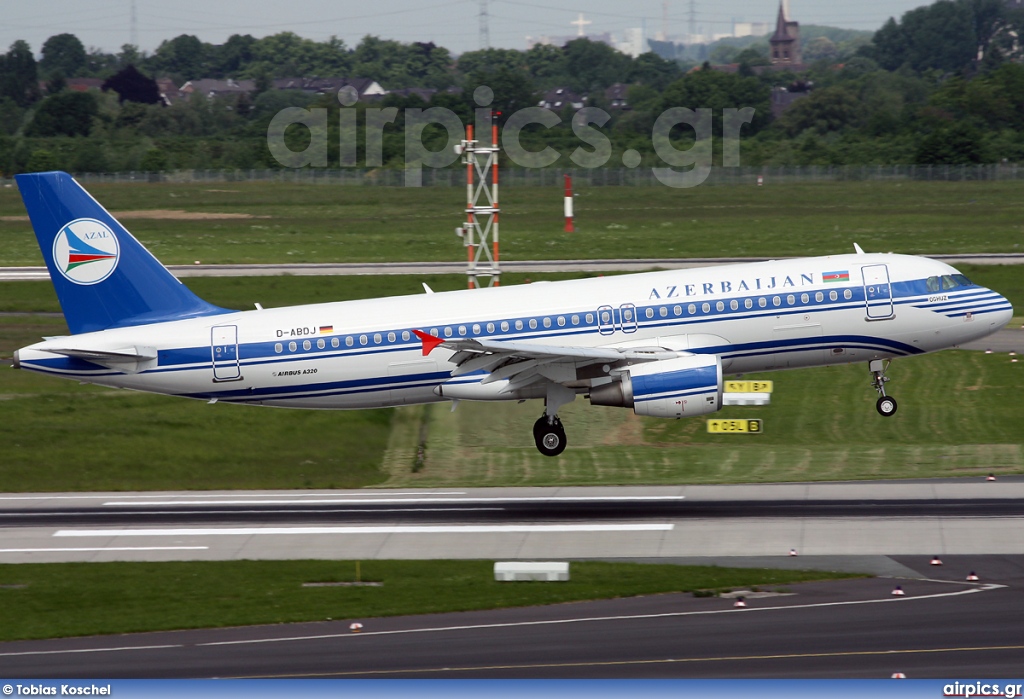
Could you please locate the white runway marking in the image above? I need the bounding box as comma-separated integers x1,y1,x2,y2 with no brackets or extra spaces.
102,496,686,506
0,547,209,552
0,492,468,501
54,524,675,537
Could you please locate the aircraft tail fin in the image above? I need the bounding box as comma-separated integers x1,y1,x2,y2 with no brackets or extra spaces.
15,171,230,334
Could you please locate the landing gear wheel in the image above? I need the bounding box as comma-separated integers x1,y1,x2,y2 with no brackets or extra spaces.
876,395,898,417
533,415,567,457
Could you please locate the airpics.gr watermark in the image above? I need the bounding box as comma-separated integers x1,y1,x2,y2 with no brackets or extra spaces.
266,85,755,188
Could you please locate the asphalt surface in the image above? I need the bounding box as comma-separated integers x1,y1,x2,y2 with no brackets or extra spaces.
0,557,1021,678
2,253,1023,280
1,484,1023,678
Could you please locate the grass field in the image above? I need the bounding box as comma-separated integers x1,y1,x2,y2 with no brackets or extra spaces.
3,179,1024,266
0,269,1020,491
0,559,857,642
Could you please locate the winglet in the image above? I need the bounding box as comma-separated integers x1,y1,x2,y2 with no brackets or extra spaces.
853,243,865,255
412,329,445,356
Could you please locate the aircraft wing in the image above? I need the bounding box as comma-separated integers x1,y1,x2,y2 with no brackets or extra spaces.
411,329,677,387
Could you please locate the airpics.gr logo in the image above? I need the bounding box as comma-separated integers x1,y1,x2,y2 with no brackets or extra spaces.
52,218,120,285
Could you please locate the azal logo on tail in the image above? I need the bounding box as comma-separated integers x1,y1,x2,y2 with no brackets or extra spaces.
52,218,120,285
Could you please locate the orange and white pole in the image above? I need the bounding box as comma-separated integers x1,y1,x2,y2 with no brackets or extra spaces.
564,174,574,233
491,117,500,286
466,124,475,289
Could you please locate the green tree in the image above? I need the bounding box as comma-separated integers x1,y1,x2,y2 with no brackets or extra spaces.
150,34,209,80
915,122,985,163
776,85,861,136
25,91,98,137
629,52,682,90
0,40,41,107
0,97,23,135
40,33,86,78
25,149,60,172
562,38,631,92
662,68,772,134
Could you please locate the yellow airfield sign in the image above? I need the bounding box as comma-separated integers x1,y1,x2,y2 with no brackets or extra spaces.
707,419,764,434
723,381,773,393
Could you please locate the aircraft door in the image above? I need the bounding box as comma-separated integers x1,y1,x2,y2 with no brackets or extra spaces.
597,305,616,335
862,264,894,320
211,325,242,381
619,303,638,333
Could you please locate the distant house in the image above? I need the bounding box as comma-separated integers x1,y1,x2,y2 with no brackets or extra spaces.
179,78,255,100
66,78,104,92
539,87,586,110
155,78,184,105
272,77,387,100
605,82,630,109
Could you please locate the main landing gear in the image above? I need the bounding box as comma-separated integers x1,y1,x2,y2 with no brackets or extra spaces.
870,359,898,417
533,383,575,456
533,414,567,457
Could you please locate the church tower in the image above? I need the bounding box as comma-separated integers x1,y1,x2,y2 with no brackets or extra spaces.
769,0,801,66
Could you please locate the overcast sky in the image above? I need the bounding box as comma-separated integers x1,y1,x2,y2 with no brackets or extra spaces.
4,0,931,57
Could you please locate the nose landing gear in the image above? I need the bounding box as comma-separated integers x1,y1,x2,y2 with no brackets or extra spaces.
870,359,898,417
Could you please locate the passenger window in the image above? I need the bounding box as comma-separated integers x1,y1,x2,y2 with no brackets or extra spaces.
543,317,551,328
758,297,767,308
331,337,340,348
571,315,579,325
645,308,654,318
716,301,724,312
829,290,837,301
815,292,823,302
288,341,297,352
402,331,410,341
926,276,940,293
388,332,396,343
373,333,382,344
458,325,467,336
702,302,710,313
472,324,481,334
688,304,696,314
515,320,523,330
529,319,538,329
773,296,781,307
787,295,795,305
557,316,565,327
585,314,594,324
346,336,354,347
744,298,753,309
444,327,453,337
317,338,325,349
659,307,668,317
801,293,809,304
730,300,738,311
486,323,494,333
501,321,510,332
359,335,368,345
844,289,853,300
303,340,311,351
274,343,283,353
673,305,682,316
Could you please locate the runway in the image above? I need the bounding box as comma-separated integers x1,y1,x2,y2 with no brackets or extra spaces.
2,482,1023,678
2,481,1023,564
2,253,1023,281
0,559,1021,678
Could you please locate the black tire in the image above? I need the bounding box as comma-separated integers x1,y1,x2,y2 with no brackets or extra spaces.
535,421,567,457
876,395,898,417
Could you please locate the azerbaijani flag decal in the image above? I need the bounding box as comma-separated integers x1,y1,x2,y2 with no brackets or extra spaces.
822,270,850,283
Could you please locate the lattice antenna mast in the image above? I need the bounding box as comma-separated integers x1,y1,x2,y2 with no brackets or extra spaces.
456,118,500,289
479,0,490,49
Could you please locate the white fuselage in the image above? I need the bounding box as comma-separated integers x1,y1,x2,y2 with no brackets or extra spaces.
14,253,1013,409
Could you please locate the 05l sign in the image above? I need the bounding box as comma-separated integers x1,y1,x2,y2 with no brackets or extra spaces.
707,419,763,434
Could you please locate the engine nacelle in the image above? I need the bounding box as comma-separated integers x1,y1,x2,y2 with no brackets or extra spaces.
589,354,722,418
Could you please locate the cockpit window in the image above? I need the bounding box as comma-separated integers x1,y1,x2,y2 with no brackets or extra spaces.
952,274,972,287
941,275,958,291
926,276,940,293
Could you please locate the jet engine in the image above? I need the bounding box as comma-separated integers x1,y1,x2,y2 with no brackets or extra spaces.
589,354,722,418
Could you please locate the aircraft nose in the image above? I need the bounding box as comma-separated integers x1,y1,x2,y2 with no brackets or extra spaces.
991,291,1014,327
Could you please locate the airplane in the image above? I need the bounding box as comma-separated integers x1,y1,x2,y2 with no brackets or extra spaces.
11,171,1015,456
